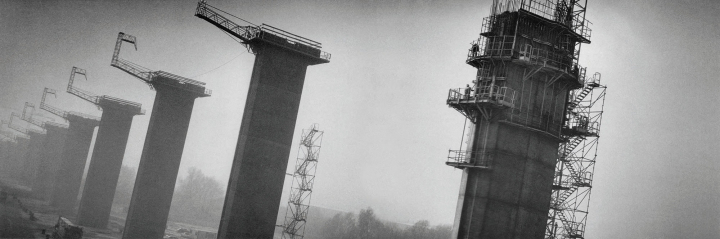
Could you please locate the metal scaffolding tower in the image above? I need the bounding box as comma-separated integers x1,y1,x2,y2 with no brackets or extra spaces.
281,124,324,239
546,73,606,239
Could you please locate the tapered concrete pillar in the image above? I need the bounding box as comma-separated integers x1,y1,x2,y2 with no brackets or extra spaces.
78,100,141,228
31,123,68,200
20,131,46,185
0,140,12,174
50,114,98,214
451,120,559,238
7,137,30,181
219,41,327,238
122,82,206,239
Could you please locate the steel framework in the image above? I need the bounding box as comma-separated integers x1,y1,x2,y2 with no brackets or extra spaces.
281,124,324,239
21,102,67,130
546,73,605,239
111,32,211,97
194,1,331,62
8,112,44,135
66,66,145,115
40,87,100,122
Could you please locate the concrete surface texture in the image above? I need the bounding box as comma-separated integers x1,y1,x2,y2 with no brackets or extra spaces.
7,138,30,181
77,106,138,228
453,121,559,238
218,42,317,239
20,131,46,185
31,125,68,201
49,115,98,214
121,83,202,239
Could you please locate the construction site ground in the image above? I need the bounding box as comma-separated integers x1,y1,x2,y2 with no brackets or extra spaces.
0,177,216,239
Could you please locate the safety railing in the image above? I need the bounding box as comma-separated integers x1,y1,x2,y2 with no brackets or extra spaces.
467,36,515,63
40,102,68,119
100,95,141,108
154,71,212,96
572,15,592,41
153,71,206,87
448,85,516,109
488,0,591,42
195,1,331,61
566,222,585,238
564,116,598,136
44,121,68,129
68,111,101,122
518,44,576,73
112,58,153,83
447,150,493,168
68,87,100,104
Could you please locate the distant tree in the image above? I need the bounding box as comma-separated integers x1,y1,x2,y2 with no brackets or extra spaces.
319,212,357,239
428,224,452,239
168,167,225,227
112,165,136,210
317,207,451,239
407,220,430,239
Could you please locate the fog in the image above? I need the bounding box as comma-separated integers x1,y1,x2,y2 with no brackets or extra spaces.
1,0,719,237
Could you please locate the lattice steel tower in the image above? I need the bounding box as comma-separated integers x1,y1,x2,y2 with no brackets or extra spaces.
281,124,324,239
445,0,598,238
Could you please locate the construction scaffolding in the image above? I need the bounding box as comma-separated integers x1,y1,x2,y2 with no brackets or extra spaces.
546,73,605,239
446,0,606,238
281,124,324,239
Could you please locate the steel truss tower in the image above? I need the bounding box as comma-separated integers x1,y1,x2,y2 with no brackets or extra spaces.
545,73,605,238
281,124,324,239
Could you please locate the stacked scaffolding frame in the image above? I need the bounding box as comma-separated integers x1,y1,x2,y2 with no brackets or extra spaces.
281,124,324,239
546,73,605,239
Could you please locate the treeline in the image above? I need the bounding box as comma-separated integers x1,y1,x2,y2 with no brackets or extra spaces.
112,166,225,228
112,167,452,239
168,167,224,227
317,208,451,239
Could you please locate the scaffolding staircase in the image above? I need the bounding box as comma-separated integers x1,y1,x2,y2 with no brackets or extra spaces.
546,71,605,239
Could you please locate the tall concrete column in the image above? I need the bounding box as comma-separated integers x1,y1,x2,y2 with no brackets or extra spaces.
452,120,558,238
50,114,98,214
20,131,46,185
122,83,204,239
7,137,30,181
218,43,323,239
0,140,12,174
78,103,140,228
31,124,68,200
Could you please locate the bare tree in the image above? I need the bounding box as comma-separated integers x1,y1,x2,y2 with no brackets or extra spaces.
169,167,225,227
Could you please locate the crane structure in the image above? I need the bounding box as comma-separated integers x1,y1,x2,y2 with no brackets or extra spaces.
110,31,212,239
63,65,146,228
21,101,70,200
195,2,330,238
40,87,100,213
545,73,605,238
444,0,600,238
281,124,324,239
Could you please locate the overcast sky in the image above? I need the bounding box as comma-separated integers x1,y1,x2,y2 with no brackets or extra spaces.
1,0,719,237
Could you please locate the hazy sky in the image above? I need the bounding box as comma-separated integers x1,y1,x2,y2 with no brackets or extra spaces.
1,0,719,237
